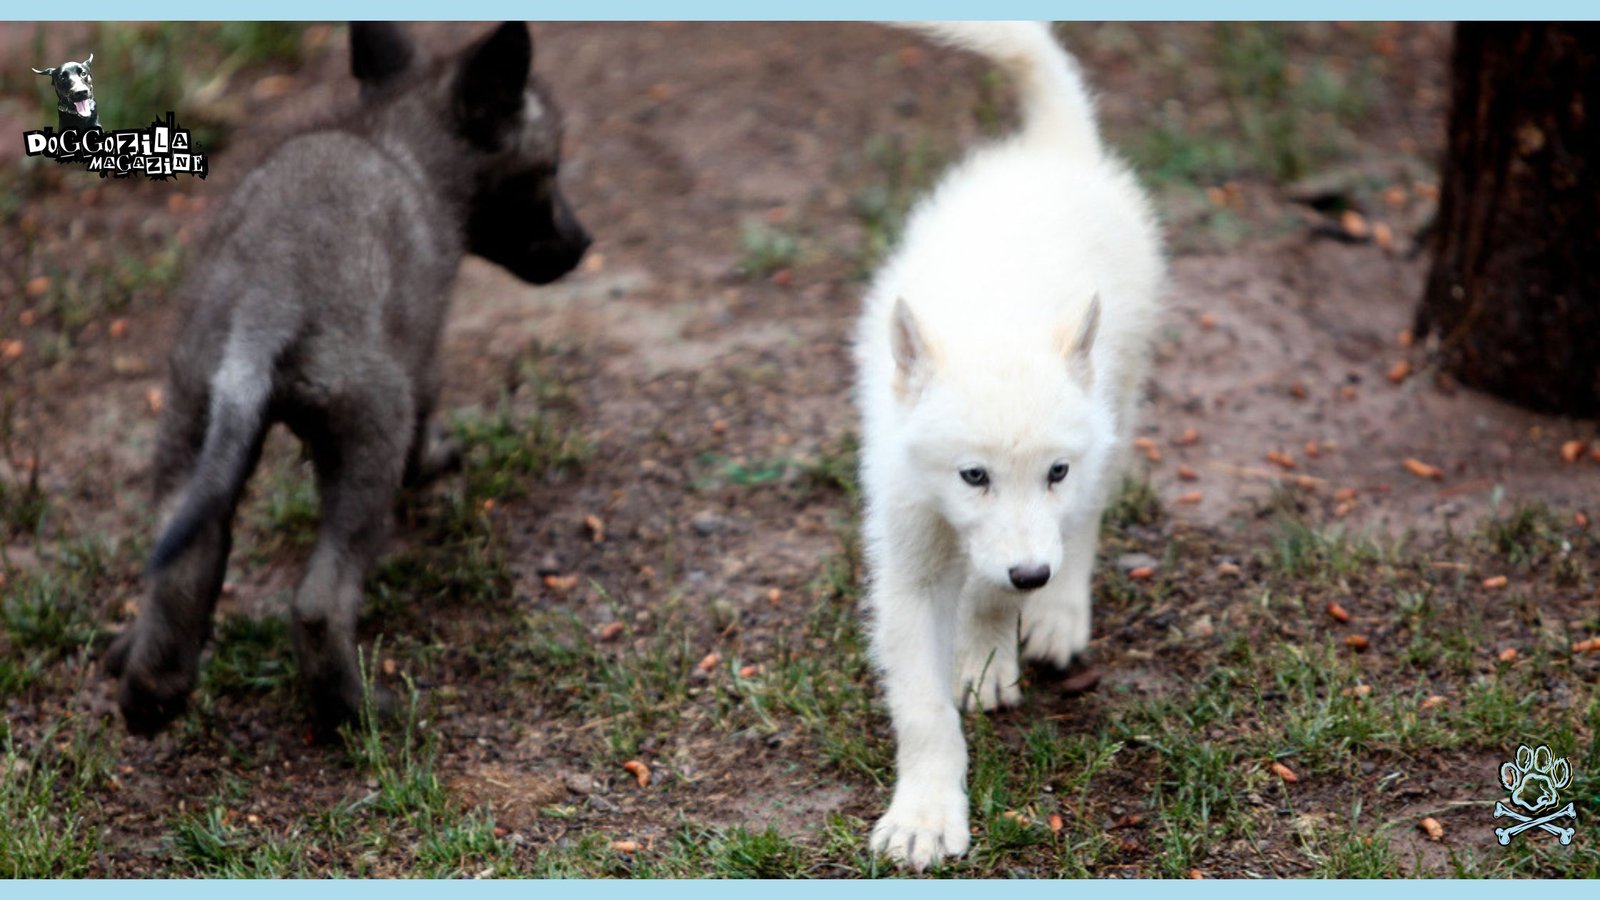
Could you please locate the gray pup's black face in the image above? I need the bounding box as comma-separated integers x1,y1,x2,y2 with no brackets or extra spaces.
351,22,590,285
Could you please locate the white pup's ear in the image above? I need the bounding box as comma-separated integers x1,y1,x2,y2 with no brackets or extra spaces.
1058,293,1100,385
891,297,932,401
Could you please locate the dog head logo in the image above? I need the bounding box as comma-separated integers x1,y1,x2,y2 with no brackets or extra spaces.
33,53,99,131
1493,744,1577,846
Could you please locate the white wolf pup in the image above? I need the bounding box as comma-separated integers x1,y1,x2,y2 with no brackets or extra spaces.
855,22,1165,868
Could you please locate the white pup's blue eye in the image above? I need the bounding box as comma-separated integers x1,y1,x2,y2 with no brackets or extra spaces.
959,467,989,487
1047,462,1069,484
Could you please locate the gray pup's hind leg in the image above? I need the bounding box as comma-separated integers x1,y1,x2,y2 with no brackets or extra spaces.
402,368,461,488
292,374,412,737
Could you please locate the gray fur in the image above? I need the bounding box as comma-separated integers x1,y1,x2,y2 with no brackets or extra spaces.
106,22,590,738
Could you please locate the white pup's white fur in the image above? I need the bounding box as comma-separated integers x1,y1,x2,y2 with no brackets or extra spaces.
855,21,1165,869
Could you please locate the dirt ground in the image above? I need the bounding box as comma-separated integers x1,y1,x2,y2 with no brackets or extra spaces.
2,22,1598,878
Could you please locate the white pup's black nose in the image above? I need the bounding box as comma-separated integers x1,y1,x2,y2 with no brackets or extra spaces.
1008,564,1051,591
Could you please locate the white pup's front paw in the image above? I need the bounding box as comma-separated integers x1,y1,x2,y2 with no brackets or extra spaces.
871,787,971,870
955,640,1021,711
1020,597,1088,668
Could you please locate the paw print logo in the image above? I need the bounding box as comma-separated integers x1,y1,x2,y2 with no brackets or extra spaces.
1493,744,1577,846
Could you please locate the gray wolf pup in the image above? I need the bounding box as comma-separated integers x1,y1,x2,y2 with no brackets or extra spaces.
33,54,99,131
855,22,1165,868
106,21,590,738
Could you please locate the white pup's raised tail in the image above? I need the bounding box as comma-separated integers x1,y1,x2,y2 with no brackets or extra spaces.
897,21,1100,159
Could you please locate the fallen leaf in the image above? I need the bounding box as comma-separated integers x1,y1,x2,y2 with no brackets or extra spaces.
1571,637,1600,654
1373,222,1394,250
1419,817,1444,841
1333,487,1358,502
1177,491,1202,505
1345,634,1370,652
1189,869,1205,880
1422,694,1448,710
611,840,639,854
1482,575,1508,589
738,664,761,678
1265,450,1296,470
481,498,495,513
1396,328,1413,348
1198,312,1217,331
18,310,37,327
1576,512,1590,528
0,340,22,361
1177,464,1199,482
543,574,579,591
1497,647,1519,663
145,387,164,414
1176,428,1200,446
1128,566,1155,581
1340,209,1370,239
1326,601,1351,623
766,588,781,605
1304,440,1321,458
1561,440,1587,464
24,275,50,298
597,622,625,642
1402,458,1442,480
696,652,721,673
1216,562,1242,576
622,760,650,788
1387,359,1411,383
584,513,606,543
1270,761,1299,783
1048,813,1064,833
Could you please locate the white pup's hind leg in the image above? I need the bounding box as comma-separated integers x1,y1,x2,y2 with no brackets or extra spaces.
1021,521,1097,668
869,557,971,870
955,592,1022,711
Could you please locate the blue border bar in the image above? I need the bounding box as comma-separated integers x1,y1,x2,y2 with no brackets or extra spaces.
2,2,1598,20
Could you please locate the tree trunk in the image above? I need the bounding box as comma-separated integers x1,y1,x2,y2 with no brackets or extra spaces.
1418,23,1600,416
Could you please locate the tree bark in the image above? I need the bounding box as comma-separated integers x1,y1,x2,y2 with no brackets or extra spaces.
1418,23,1600,416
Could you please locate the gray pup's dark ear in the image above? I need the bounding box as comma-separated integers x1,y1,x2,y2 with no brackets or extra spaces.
350,22,415,95
32,66,56,77
454,21,531,149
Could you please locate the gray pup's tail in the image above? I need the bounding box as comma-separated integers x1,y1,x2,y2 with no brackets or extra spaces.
147,350,272,571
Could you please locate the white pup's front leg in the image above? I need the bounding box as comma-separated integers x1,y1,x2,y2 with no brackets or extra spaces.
956,593,1022,710
869,569,970,869
1021,521,1097,668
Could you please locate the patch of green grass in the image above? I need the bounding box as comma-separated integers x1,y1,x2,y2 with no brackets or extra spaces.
736,223,801,279
0,719,116,877
455,405,591,504
798,434,860,502
1,551,106,663
1104,474,1162,534
1268,516,1384,583
851,134,948,274
200,614,295,698
1481,502,1563,569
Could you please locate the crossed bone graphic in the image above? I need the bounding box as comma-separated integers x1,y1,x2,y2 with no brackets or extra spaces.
1494,800,1576,845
